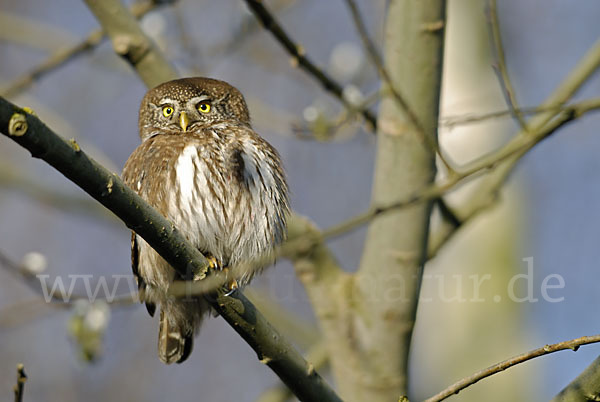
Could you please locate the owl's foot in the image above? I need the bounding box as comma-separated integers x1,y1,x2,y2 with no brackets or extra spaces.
191,254,220,281
22,107,36,116
206,255,221,271
223,267,239,296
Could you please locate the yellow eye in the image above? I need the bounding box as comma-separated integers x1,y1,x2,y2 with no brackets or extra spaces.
197,102,211,114
162,106,174,117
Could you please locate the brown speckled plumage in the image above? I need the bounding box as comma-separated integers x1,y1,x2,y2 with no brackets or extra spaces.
122,77,289,364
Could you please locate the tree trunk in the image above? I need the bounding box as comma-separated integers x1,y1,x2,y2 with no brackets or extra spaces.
335,1,446,399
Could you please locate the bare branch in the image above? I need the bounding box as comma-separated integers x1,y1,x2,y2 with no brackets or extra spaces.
486,0,529,131
246,288,321,348
126,97,599,300
427,158,509,259
343,0,455,172
83,0,178,88
425,335,600,402
242,0,377,130
552,354,600,402
1,1,163,98
0,160,115,221
440,100,600,128
0,96,341,402
257,340,329,402
320,35,600,242
0,248,136,306
13,364,27,402
321,103,586,241
0,299,61,329
204,0,297,59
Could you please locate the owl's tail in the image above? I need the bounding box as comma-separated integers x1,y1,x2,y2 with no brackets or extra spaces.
158,308,194,364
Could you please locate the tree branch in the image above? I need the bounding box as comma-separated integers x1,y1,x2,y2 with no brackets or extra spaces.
425,335,600,402
552,354,600,402
257,340,329,402
349,0,445,398
0,248,135,306
13,364,27,402
486,0,529,131
1,1,164,98
427,154,513,260
81,0,344,310
343,0,454,172
440,100,600,128
319,84,600,244
242,0,377,130
83,0,178,88
0,96,341,402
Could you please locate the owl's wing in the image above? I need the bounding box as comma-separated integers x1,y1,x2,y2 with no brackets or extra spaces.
123,147,156,317
131,231,156,317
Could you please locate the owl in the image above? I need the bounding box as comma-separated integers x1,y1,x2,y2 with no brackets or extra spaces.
122,77,289,364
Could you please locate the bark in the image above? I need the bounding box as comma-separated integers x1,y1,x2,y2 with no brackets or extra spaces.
351,1,445,398
293,1,446,400
552,355,600,402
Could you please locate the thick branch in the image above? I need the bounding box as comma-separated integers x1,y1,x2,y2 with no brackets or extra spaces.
552,354,600,402
257,340,329,402
350,0,445,398
83,0,177,88
0,97,341,402
285,216,363,401
425,335,600,402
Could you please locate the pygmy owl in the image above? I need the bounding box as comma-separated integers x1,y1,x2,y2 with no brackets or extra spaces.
122,77,289,364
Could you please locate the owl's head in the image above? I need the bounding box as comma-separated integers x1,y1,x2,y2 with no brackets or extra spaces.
138,77,251,140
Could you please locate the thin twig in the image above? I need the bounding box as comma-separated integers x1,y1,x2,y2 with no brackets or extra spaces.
425,334,600,402
0,160,115,221
321,100,597,241
292,88,381,140
242,0,377,130
171,100,599,297
1,1,163,98
321,37,600,242
13,364,27,402
440,101,599,128
0,299,63,329
427,148,521,259
0,96,342,402
435,198,461,228
0,249,136,306
204,0,297,58
487,0,528,132
343,0,454,172
171,98,599,298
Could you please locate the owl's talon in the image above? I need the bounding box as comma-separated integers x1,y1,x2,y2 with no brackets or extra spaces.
221,267,239,296
224,279,239,296
22,106,36,116
207,255,220,270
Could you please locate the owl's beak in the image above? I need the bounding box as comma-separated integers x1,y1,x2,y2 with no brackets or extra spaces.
179,111,190,132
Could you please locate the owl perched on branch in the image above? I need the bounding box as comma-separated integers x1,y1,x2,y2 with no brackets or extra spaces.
122,77,289,364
